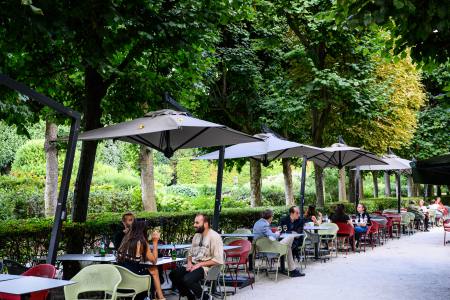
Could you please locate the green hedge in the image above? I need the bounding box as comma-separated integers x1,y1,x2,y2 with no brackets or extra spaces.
0,197,429,264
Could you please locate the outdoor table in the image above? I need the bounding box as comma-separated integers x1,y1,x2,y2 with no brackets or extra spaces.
0,276,74,297
140,257,186,266
303,225,330,260
55,253,117,262
0,274,21,282
150,244,192,251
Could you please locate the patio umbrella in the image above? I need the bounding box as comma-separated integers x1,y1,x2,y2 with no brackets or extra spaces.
195,133,327,218
307,140,387,211
77,109,262,230
355,153,412,213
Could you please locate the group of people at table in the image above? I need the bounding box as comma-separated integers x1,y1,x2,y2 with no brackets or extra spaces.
95,197,448,300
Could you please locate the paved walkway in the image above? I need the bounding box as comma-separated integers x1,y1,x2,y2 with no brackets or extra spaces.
228,226,450,300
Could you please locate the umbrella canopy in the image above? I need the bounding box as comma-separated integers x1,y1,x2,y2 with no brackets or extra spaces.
78,109,261,158
195,133,326,162
353,154,412,174
308,142,387,169
77,109,262,231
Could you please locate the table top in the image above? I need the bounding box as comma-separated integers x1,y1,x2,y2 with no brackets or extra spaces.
141,257,186,266
303,225,331,231
150,244,192,250
0,276,74,295
0,274,21,282
56,253,117,262
221,233,255,238
280,232,304,238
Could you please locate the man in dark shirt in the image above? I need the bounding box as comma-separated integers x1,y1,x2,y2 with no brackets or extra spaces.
113,212,135,249
279,206,304,262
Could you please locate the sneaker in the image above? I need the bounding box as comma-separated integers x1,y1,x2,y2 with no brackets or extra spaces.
289,269,306,277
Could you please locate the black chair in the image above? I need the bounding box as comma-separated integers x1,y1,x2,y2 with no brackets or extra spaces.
3,259,29,275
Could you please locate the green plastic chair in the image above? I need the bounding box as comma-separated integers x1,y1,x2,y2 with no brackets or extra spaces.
113,265,151,300
319,223,339,258
428,209,437,227
64,264,122,300
223,228,252,245
400,213,411,235
405,212,416,234
254,237,289,282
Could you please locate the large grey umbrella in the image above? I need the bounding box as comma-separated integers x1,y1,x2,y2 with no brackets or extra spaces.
355,153,412,213
307,141,387,210
78,109,261,230
196,133,327,218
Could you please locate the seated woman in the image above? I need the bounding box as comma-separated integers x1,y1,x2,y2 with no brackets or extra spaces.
304,205,323,225
354,203,371,246
117,220,165,300
330,204,352,225
436,197,449,217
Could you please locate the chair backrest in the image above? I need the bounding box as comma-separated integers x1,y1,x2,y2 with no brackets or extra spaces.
205,265,223,281
443,220,450,232
223,228,252,245
319,223,339,236
114,265,150,296
255,237,288,257
336,222,354,236
3,259,28,275
64,264,122,299
369,221,380,234
227,240,252,264
22,264,56,278
428,209,436,218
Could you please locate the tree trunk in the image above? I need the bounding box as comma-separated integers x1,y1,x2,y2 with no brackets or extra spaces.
437,185,442,197
372,171,379,198
348,170,356,203
407,175,413,197
338,167,347,201
395,174,400,198
282,158,294,206
313,162,325,207
359,173,364,199
384,172,391,197
72,67,106,223
250,159,262,207
44,121,58,217
426,184,433,198
139,146,157,211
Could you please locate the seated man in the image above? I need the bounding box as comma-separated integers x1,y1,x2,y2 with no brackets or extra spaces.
407,201,426,230
113,211,135,249
253,209,304,277
279,206,304,260
170,214,223,300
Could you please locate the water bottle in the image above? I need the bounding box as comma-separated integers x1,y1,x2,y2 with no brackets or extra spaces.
171,243,177,261
99,241,106,257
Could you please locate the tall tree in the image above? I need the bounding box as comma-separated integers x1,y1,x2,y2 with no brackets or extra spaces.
44,120,58,216
139,146,156,211
0,0,236,224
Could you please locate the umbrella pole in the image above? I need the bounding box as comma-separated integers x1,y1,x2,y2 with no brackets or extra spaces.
299,155,307,221
397,171,401,213
212,146,225,231
355,166,360,212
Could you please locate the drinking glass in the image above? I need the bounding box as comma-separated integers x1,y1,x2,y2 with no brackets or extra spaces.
277,226,282,232
283,225,288,232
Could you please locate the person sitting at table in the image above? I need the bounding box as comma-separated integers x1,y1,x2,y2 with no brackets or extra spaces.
113,211,135,250
330,204,352,225
354,203,371,247
407,201,426,231
169,214,223,300
435,197,448,217
304,205,322,225
279,206,304,261
253,209,304,277
419,200,429,231
117,220,165,300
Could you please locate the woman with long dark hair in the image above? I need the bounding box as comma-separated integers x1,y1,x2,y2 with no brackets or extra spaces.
117,220,165,300
304,205,323,225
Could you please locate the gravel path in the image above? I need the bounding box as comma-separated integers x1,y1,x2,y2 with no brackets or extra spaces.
228,226,450,300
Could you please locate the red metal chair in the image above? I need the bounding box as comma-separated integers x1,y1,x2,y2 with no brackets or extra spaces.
224,239,253,293
336,222,355,255
357,225,372,252
443,220,450,246
0,264,56,300
383,214,401,238
369,221,381,247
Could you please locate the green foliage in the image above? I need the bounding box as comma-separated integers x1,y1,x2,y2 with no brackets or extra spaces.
11,139,47,176
336,0,449,63
0,122,26,173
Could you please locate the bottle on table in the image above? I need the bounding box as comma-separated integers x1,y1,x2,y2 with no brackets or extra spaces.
99,241,106,257
171,243,177,260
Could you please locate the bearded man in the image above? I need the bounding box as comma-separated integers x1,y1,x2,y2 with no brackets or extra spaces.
169,214,224,300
